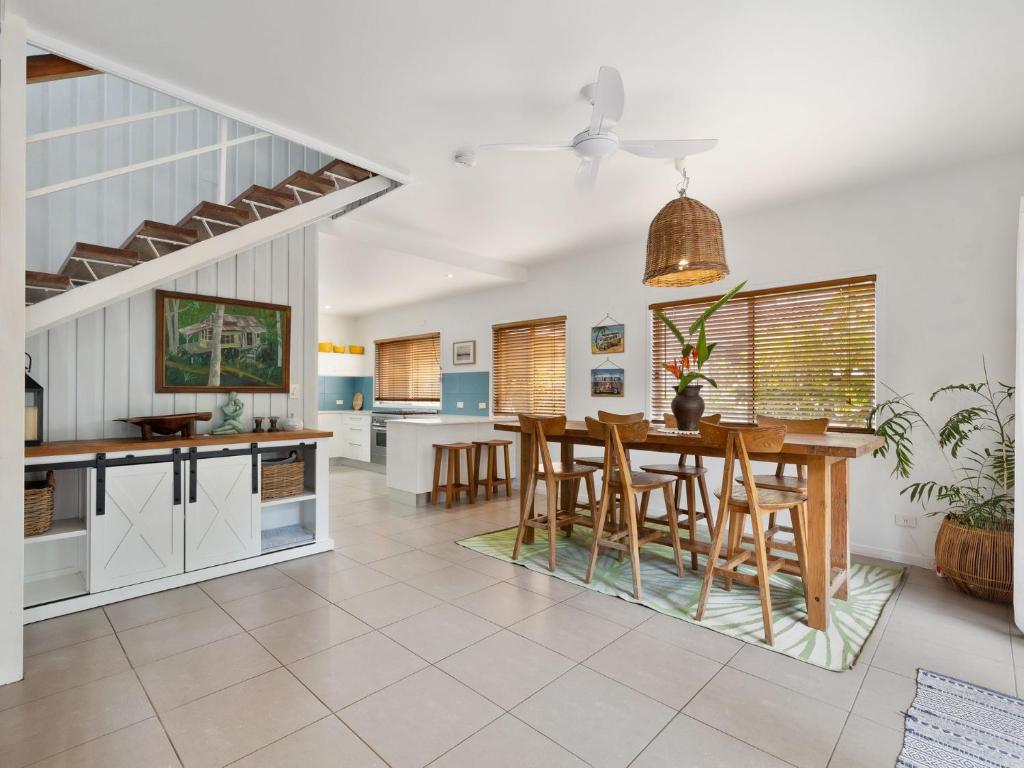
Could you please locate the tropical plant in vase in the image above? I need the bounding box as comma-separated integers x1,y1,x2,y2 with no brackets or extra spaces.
655,280,746,431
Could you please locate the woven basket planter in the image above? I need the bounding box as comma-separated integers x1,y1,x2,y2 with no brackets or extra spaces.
934,515,1013,603
261,452,304,501
24,471,56,537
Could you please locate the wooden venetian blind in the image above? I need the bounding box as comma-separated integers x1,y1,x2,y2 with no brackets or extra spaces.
374,332,441,402
650,276,876,428
492,316,566,415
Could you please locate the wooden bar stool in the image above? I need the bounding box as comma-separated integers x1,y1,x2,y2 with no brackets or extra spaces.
695,419,810,646
431,443,476,508
513,415,599,572
584,416,684,599
572,410,643,515
473,438,513,500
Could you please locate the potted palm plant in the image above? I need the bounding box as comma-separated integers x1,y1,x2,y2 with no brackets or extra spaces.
870,365,1014,602
655,281,745,431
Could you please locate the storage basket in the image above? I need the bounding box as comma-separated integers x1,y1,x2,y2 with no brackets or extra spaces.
348,345,365,354
318,341,333,352
24,471,55,537
261,452,304,501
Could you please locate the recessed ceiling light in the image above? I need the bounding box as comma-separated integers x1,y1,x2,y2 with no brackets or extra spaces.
446,273,454,279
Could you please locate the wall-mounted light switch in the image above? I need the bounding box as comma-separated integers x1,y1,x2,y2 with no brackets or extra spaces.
289,385,299,399
456,401,464,409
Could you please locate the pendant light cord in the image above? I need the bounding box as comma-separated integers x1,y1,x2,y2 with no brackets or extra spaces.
674,158,690,198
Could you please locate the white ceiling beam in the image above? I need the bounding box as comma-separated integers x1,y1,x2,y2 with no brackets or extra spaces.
26,175,396,336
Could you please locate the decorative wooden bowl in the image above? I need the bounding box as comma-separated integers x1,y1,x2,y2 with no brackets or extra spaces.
116,412,213,440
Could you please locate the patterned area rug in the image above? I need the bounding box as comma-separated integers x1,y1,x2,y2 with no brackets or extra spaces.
898,669,1024,767
457,526,902,671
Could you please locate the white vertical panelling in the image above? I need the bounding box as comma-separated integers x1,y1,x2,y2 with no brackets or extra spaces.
151,279,176,417
103,300,131,437
287,229,304,429
75,311,104,439
269,238,289,421
173,271,199,416
302,226,318,430
194,265,218,421
234,247,255,422
252,243,272,420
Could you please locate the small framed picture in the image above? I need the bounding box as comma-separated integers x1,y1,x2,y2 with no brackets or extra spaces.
452,340,476,365
591,323,624,354
591,367,624,397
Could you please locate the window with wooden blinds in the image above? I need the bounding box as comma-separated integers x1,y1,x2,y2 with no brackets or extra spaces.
374,332,441,403
650,276,876,429
492,316,566,415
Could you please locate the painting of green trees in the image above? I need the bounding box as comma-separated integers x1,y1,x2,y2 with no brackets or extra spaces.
156,290,290,393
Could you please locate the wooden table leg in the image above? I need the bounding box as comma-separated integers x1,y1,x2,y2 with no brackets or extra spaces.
519,431,535,544
830,459,850,601
803,455,832,631
558,440,575,517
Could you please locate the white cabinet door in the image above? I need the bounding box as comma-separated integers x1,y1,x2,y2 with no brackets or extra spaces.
185,454,260,571
89,462,184,592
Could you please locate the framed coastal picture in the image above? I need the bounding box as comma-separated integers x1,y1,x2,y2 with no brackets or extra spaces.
452,340,476,365
155,290,290,393
591,323,624,354
591,367,625,397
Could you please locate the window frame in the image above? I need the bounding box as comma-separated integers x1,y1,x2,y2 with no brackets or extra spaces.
373,331,442,406
492,315,567,416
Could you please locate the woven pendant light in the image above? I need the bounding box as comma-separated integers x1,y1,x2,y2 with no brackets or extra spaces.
644,170,728,287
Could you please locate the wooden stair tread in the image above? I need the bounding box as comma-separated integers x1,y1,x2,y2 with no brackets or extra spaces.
316,159,373,185
120,220,199,249
59,242,140,284
274,170,335,197
25,271,73,305
229,185,296,212
177,201,253,229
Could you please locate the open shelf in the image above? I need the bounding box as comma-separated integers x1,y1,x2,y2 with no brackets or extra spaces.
24,517,87,544
261,491,316,508
24,571,87,607
261,524,314,553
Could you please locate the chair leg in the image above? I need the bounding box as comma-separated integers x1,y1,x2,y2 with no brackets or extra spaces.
445,450,455,509
584,472,598,520
662,483,684,577
696,496,731,621
565,479,579,539
467,448,476,504
585,484,610,583
685,477,699,571
697,471,715,534
639,491,651,524
512,471,538,560
723,510,744,592
789,502,811,608
623,491,643,600
431,446,443,505
502,444,513,497
546,480,558,572
481,445,492,500
750,508,775,646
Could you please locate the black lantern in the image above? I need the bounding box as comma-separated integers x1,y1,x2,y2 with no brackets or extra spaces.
25,353,43,447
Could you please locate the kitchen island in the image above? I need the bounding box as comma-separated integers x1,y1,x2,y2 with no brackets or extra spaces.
386,415,518,504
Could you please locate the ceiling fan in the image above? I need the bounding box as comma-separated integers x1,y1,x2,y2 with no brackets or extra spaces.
453,66,717,190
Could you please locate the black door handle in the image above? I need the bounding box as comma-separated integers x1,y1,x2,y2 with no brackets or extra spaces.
172,448,182,505
188,447,198,503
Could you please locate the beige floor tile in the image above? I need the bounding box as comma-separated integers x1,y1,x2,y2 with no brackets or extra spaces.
382,603,500,662
339,667,502,768
461,555,527,580
23,608,112,657
563,590,654,628
117,605,241,667
454,582,556,626
420,540,485,563
231,715,386,767
885,599,1013,662
337,535,414,564
506,570,584,601
275,551,362,588
314,565,397,602
104,586,214,632
851,666,917,731
871,627,1016,694
220,583,328,630
29,717,180,768
161,668,327,768
510,605,628,662
632,713,791,768
0,670,153,768
288,631,427,711
136,633,279,712
370,549,453,579
828,714,904,768
728,643,867,710
437,630,575,709
409,564,500,600
585,630,721,709
199,567,295,604
390,524,469,549
430,714,588,767
0,634,129,712
683,667,847,768
338,582,442,628
250,604,371,664
513,666,674,768
636,612,744,664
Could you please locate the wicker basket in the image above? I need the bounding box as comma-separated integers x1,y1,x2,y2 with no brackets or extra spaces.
934,515,1013,603
261,452,304,501
24,471,56,537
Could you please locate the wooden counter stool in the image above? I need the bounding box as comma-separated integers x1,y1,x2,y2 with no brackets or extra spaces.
431,443,476,508
473,438,513,500
573,411,644,515
695,419,809,646
584,416,684,599
640,413,719,570
513,415,598,572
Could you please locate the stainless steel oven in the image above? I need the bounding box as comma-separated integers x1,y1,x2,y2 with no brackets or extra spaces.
370,410,438,466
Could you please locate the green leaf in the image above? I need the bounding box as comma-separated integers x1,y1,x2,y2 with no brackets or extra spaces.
696,324,709,366
686,280,747,336
654,310,688,349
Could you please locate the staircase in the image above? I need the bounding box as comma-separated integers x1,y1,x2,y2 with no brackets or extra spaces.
25,159,372,305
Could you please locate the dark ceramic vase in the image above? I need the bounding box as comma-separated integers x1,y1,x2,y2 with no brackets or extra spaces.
671,384,705,432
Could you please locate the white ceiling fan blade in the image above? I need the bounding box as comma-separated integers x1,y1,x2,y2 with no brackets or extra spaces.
476,143,573,152
588,66,624,134
575,157,601,192
618,138,718,159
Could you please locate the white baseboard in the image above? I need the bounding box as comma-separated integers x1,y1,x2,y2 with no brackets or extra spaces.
851,543,934,569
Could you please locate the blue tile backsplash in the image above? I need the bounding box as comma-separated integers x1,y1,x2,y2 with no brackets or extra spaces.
318,376,373,411
319,372,488,414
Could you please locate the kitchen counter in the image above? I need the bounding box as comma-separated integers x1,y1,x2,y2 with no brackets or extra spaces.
399,415,516,426
25,429,333,459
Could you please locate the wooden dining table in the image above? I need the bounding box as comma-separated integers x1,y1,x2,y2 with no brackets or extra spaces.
494,420,883,632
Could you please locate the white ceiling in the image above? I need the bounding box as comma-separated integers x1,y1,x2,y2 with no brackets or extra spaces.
14,0,1024,283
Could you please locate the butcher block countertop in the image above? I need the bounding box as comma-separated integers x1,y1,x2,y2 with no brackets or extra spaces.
25,429,333,459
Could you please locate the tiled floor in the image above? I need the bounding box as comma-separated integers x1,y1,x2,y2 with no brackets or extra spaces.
3,465,1021,767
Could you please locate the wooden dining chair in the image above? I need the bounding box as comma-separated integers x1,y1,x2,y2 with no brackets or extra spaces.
572,411,644,522
584,416,683,599
751,415,829,557
513,414,599,572
640,413,719,570
695,419,810,646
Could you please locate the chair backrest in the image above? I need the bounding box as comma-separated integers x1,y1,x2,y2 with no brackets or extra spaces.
699,419,788,511
755,414,828,477
518,414,566,477
666,412,720,467
597,410,645,424
585,416,650,494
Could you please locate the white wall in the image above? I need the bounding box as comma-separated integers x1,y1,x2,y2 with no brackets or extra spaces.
353,153,1023,567
318,313,357,349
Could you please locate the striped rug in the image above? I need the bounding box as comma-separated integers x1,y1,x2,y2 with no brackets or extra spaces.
898,669,1024,767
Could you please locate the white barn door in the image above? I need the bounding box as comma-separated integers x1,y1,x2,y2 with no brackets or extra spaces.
185,453,260,571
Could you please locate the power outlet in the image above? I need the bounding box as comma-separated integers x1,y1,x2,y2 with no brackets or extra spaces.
335,399,344,406
478,402,486,409
895,513,918,528
456,401,464,409
289,384,299,399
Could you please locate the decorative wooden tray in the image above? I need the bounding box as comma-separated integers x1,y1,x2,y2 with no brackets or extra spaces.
115,412,213,440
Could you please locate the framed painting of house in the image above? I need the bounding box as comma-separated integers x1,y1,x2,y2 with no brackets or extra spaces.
155,290,290,393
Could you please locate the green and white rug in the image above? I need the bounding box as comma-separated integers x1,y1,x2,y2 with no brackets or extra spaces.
458,526,903,671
